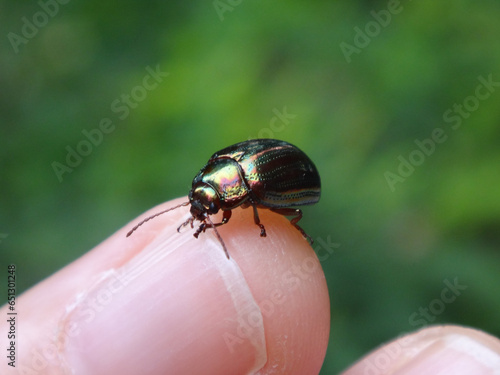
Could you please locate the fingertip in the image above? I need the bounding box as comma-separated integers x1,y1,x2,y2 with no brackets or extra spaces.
216,207,331,374
129,200,331,374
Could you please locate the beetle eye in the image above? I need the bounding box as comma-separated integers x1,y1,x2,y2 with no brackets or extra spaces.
208,202,218,214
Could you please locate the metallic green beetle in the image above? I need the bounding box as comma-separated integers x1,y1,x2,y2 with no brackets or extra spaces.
127,139,321,258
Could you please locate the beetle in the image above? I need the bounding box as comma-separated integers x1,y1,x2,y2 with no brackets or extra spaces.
127,139,321,259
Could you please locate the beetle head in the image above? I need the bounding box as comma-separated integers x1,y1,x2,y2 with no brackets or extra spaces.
189,184,220,220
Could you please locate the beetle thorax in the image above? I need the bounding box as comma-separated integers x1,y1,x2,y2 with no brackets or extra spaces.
191,159,250,211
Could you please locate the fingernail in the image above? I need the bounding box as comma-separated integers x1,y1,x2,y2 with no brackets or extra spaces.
354,326,500,375
61,229,267,375
399,328,500,375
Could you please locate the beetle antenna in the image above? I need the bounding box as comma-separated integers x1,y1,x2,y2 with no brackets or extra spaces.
205,215,230,259
126,202,190,237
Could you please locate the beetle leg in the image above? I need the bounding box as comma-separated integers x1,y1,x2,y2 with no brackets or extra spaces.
177,216,194,233
207,210,232,227
194,210,232,237
251,204,267,237
192,216,231,259
270,208,313,244
193,223,206,238
219,210,233,227
221,210,232,225
199,210,233,232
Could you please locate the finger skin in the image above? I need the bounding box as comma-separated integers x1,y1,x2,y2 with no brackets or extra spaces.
0,197,330,375
342,325,500,375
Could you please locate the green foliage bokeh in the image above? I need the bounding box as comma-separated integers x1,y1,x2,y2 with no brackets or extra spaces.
1,1,500,373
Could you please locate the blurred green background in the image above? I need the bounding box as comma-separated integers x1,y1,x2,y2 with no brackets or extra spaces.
2,1,500,373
